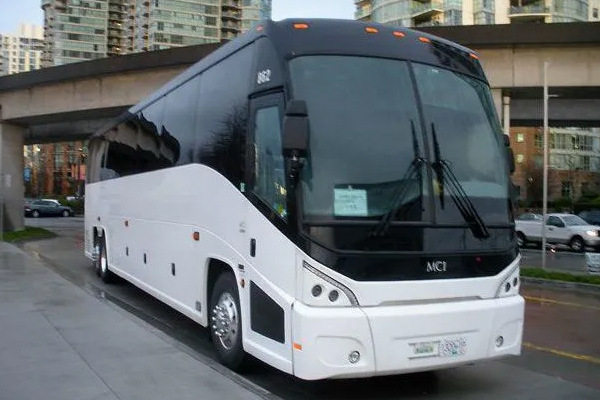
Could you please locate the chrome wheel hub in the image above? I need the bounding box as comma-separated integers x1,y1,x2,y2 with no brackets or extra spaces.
100,247,107,273
211,292,239,350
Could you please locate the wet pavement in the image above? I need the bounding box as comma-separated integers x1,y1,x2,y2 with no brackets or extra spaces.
6,217,600,399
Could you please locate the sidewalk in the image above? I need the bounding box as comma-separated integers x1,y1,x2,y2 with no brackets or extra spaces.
0,242,265,400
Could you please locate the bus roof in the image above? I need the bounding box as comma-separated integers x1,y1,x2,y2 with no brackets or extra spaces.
121,18,487,121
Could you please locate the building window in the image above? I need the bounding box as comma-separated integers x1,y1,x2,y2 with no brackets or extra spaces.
516,133,524,143
534,133,543,149
561,181,572,198
516,154,524,163
594,8,598,19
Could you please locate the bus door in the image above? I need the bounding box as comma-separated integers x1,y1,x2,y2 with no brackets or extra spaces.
242,92,294,373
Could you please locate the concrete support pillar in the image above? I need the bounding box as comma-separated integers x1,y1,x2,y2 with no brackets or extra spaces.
0,122,25,232
491,88,503,127
503,95,511,136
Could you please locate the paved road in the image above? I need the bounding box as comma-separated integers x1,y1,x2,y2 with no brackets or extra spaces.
17,218,600,399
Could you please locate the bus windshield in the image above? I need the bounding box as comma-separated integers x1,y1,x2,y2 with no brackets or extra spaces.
289,55,511,228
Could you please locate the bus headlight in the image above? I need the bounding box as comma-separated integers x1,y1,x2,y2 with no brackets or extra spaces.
495,265,520,298
302,261,359,307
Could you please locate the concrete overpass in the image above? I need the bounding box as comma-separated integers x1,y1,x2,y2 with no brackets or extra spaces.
1,22,600,231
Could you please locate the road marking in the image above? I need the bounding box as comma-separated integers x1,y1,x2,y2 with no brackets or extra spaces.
524,295,600,311
523,342,600,365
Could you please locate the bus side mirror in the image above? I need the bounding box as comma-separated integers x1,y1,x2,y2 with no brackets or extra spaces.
503,134,515,175
282,100,309,159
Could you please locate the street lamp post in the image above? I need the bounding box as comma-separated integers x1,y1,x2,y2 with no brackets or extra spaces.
542,61,549,270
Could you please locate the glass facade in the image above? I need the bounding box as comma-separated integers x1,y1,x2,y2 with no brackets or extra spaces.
359,0,593,26
42,0,272,65
0,25,44,76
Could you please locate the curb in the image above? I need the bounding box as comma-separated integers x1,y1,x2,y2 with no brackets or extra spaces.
521,276,600,294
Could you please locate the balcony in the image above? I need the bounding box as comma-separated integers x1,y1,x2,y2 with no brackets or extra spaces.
222,0,241,10
222,11,242,20
354,5,372,20
508,4,551,23
414,20,442,27
412,0,444,21
221,22,241,33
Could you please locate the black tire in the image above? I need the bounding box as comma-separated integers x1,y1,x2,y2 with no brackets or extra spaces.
569,236,584,253
209,272,246,371
97,236,116,283
62,210,70,217
516,232,527,247
32,210,40,218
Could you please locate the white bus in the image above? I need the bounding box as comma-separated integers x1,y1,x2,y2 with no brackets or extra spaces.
85,19,524,380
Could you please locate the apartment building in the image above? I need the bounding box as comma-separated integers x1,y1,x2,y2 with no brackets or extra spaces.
355,0,599,27
0,24,44,76
42,0,272,66
510,127,600,202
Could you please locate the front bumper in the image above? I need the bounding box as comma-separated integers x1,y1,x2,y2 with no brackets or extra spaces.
291,295,524,380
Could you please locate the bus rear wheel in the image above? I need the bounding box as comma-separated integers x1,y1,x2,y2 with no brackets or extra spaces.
96,236,116,284
209,273,246,371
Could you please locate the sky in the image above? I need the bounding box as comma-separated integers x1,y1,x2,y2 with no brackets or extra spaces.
0,0,354,34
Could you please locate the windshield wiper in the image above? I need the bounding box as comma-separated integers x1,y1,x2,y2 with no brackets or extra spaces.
371,121,424,237
430,123,490,240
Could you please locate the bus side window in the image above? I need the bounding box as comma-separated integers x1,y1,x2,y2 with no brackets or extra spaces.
253,106,287,219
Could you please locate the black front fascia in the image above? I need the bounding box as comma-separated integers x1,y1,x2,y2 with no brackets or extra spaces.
297,224,519,282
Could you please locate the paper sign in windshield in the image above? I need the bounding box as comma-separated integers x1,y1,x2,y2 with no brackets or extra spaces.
334,188,368,217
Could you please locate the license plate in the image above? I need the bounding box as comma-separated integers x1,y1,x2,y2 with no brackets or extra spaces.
439,337,467,358
409,341,439,359
409,337,467,359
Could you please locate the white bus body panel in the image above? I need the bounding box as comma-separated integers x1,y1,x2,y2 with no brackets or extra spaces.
85,163,524,380
85,164,295,374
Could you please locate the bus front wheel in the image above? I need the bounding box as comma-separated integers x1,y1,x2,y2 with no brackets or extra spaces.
209,272,246,370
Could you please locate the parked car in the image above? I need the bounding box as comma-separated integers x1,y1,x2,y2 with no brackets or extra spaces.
41,198,62,206
25,200,73,218
516,213,542,222
578,210,600,226
515,213,600,252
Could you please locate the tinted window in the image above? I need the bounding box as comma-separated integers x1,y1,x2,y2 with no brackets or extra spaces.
547,216,563,227
413,62,510,225
104,97,171,179
195,44,254,186
253,106,286,218
163,76,201,165
289,56,424,219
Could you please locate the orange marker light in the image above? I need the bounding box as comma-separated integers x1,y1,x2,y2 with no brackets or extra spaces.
293,342,303,351
419,36,431,43
365,26,379,34
193,231,200,241
470,53,479,60
293,23,309,30
393,31,405,38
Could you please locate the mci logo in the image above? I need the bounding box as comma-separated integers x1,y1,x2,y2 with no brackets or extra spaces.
426,261,447,273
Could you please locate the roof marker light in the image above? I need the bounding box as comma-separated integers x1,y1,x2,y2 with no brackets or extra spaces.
365,26,379,33
393,31,405,38
419,36,431,43
293,23,309,30
470,53,479,60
